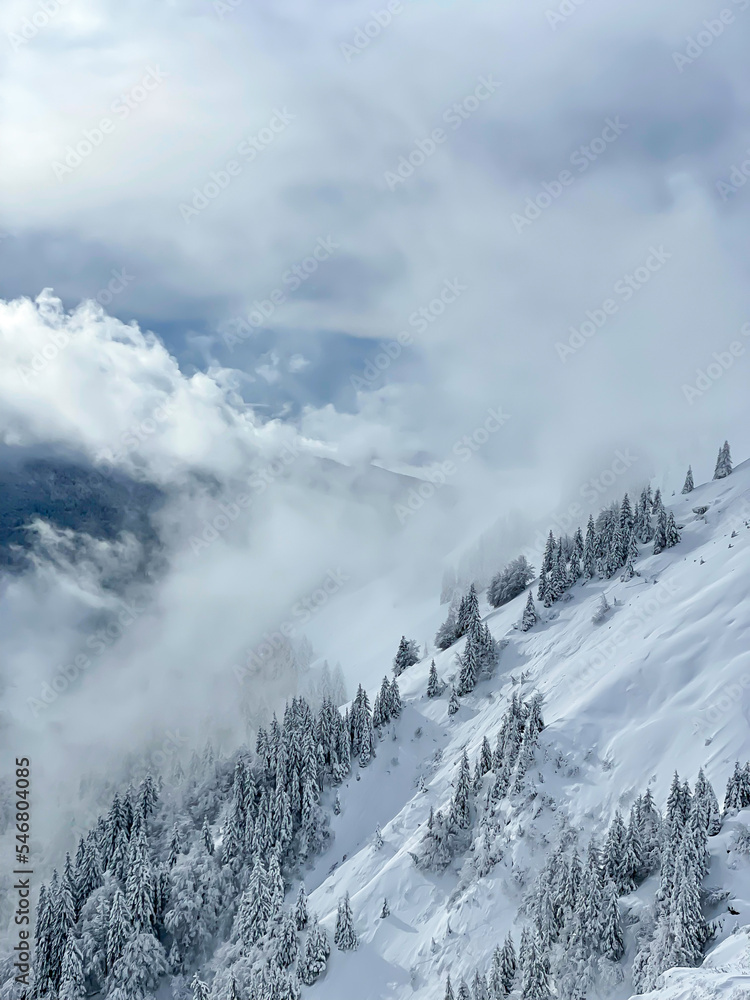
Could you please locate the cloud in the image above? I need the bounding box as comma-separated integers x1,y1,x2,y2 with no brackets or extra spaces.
2,0,750,886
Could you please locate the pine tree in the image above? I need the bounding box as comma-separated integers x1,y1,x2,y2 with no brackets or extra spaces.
334,891,358,950
427,660,441,698
682,466,694,493
713,440,732,479
521,592,537,632
444,973,455,1000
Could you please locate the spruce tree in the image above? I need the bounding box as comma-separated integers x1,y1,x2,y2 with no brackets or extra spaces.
521,592,537,632
393,636,419,676
457,981,472,1000
444,973,455,1000
542,531,556,574
665,510,681,548
380,897,390,918
520,931,551,1000
334,891,358,950
653,506,667,554
234,856,270,949
682,466,694,493
59,935,85,1000
450,749,473,830
298,917,330,985
427,660,441,698
448,686,460,716
201,817,214,856
499,933,517,995
191,974,211,1000
294,883,309,931
456,584,480,638
621,528,639,581
601,880,624,961
695,768,721,835
275,910,299,968
435,601,460,650
106,888,132,973
582,515,597,580
713,440,732,479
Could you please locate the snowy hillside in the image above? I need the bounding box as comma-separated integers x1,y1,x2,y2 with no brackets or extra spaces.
296,458,750,1000
6,450,750,1000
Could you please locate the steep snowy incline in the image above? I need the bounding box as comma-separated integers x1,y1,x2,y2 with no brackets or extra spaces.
301,461,750,1000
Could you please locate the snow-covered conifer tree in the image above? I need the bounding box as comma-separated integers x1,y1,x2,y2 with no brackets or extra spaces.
393,636,420,676
713,440,732,479
447,686,459,714
334,891,358,950
275,911,299,968
427,660,441,698
294,883,309,931
520,592,537,632
59,935,85,1000
601,880,624,961
298,916,330,985
682,466,694,493
665,510,681,548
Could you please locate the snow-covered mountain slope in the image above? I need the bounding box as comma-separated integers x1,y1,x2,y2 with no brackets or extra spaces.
9,457,750,1000
297,461,750,1000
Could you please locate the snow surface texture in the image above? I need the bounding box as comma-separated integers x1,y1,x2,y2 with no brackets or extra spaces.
297,462,750,999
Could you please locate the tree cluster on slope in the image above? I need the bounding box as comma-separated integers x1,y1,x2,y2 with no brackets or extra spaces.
454,765,720,1000
487,556,535,609
31,691,369,1000
418,694,544,872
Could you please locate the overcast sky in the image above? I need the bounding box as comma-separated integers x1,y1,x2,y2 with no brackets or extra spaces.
2,0,750,857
